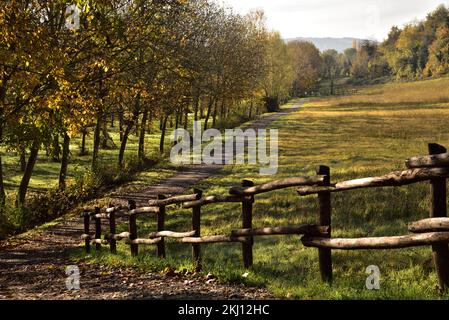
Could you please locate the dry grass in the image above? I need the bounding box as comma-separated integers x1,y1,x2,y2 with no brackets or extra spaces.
327,76,449,106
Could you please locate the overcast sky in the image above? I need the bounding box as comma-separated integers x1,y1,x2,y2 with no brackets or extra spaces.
219,0,449,41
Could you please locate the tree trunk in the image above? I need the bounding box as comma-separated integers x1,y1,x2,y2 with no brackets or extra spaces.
0,85,7,207
193,94,200,122
118,107,124,142
118,126,131,168
184,106,189,130
101,114,109,149
220,99,225,123
0,153,5,207
80,128,87,156
212,99,218,128
200,98,204,119
92,114,102,170
159,115,169,154
173,108,180,144
175,108,180,130
0,115,6,209
17,142,39,207
134,115,139,137
59,133,70,190
52,134,60,162
204,98,214,131
138,109,148,161
20,148,26,172
118,97,140,167
248,100,253,119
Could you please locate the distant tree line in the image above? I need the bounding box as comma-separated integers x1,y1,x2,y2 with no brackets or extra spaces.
324,4,449,84
286,5,449,96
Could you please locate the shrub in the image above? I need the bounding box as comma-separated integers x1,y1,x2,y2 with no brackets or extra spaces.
264,96,280,112
1,162,135,237
0,205,16,239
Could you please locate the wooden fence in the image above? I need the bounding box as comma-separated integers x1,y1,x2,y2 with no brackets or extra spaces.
80,143,449,291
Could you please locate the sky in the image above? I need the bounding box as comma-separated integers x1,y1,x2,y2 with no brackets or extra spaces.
219,0,449,41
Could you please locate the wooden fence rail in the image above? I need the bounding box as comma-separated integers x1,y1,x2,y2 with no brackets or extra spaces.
302,232,449,250
297,168,449,196
80,143,449,292
409,218,449,233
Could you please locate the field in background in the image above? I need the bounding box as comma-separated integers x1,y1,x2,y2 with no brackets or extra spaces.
75,77,449,299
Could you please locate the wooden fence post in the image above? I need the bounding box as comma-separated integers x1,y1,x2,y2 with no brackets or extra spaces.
109,205,117,254
128,200,138,257
157,195,166,258
317,166,333,283
94,207,102,251
242,180,254,269
83,211,90,253
428,144,449,291
192,189,203,272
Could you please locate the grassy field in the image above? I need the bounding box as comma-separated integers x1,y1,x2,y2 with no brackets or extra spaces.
74,76,449,299
1,111,254,197
1,121,178,197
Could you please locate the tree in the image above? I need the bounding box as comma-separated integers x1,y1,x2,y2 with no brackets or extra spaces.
342,48,357,76
263,32,294,110
395,24,426,78
378,5,449,80
0,0,66,206
288,41,322,97
425,26,449,76
0,0,298,215
321,49,341,95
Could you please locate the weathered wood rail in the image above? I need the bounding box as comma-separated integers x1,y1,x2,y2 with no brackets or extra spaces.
80,143,449,292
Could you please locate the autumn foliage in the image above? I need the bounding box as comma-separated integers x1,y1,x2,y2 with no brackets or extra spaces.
0,0,317,220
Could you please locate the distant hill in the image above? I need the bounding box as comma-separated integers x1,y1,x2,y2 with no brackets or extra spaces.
285,37,372,53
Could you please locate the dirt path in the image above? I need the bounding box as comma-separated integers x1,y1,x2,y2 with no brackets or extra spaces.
0,101,303,300
115,101,303,205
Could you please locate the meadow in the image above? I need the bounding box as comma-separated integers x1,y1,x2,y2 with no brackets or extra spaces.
74,76,449,299
0,117,183,238
0,122,176,195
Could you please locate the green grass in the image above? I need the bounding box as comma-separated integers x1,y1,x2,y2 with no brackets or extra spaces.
0,118,183,238
73,77,449,299
1,108,259,197
1,120,174,196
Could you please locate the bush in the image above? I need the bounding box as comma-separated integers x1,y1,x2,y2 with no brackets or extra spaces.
23,186,91,231
0,205,16,239
0,162,139,236
216,113,252,130
264,96,280,112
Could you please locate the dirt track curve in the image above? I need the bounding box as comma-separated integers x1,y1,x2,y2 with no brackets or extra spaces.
0,101,303,300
